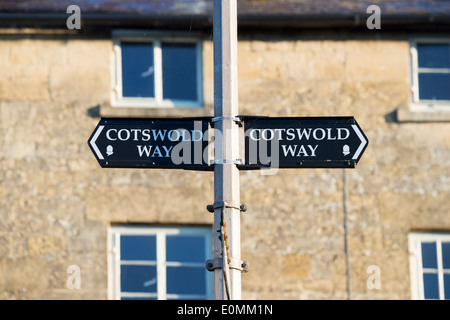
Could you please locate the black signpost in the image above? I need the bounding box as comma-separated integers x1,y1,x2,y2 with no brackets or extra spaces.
241,116,368,169
88,118,211,170
88,116,369,170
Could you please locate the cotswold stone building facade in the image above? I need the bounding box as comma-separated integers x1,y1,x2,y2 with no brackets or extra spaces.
0,0,449,300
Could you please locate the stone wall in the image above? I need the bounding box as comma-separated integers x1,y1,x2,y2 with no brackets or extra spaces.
0,32,113,299
236,33,449,299
0,29,449,300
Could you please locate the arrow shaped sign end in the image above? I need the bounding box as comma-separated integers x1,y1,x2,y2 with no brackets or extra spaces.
351,124,368,161
88,125,105,161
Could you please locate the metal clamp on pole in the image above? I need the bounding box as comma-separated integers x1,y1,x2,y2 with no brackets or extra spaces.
206,258,250,273
210,158,242,165
206,201,248,213
211,116,243,127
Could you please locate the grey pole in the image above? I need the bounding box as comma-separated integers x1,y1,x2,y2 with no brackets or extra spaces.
213,0,241,300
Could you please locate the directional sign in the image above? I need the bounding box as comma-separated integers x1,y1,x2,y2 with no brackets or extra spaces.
241,116,368,169
88,118,211,170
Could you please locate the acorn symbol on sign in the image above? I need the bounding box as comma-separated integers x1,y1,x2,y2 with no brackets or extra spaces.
106,145,114,156
343,145,350,156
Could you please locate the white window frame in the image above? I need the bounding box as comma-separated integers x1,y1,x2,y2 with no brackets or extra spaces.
409,37,450,112
111,30,204,109
108,225,213,300
408,232,450,300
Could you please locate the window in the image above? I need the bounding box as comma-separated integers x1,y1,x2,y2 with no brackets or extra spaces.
410,39,450,106
112,31,203,108
398,39,450,121
409,232,450,300
109,225,213,300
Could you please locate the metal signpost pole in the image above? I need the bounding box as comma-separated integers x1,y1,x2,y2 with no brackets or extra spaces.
213,0,241,300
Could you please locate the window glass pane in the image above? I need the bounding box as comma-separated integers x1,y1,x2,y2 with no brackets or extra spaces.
121,42,155,98
417,43,450,69
418,73,450,101
120,265,157,293
444,273,450,300
162,42,198,101
421,242,438,269
442,242,450,269
166,266,206,295
444,274,450,300
166,235,205,263
423,273,439,299
120,235,156,261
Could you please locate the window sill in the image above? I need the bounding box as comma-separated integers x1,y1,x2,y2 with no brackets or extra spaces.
99,102,213,118
396,106,450,123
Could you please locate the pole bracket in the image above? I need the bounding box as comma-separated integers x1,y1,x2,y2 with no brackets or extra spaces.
210,158,242,165
206,258,249,273
206,201,247,213
211,116,243,127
